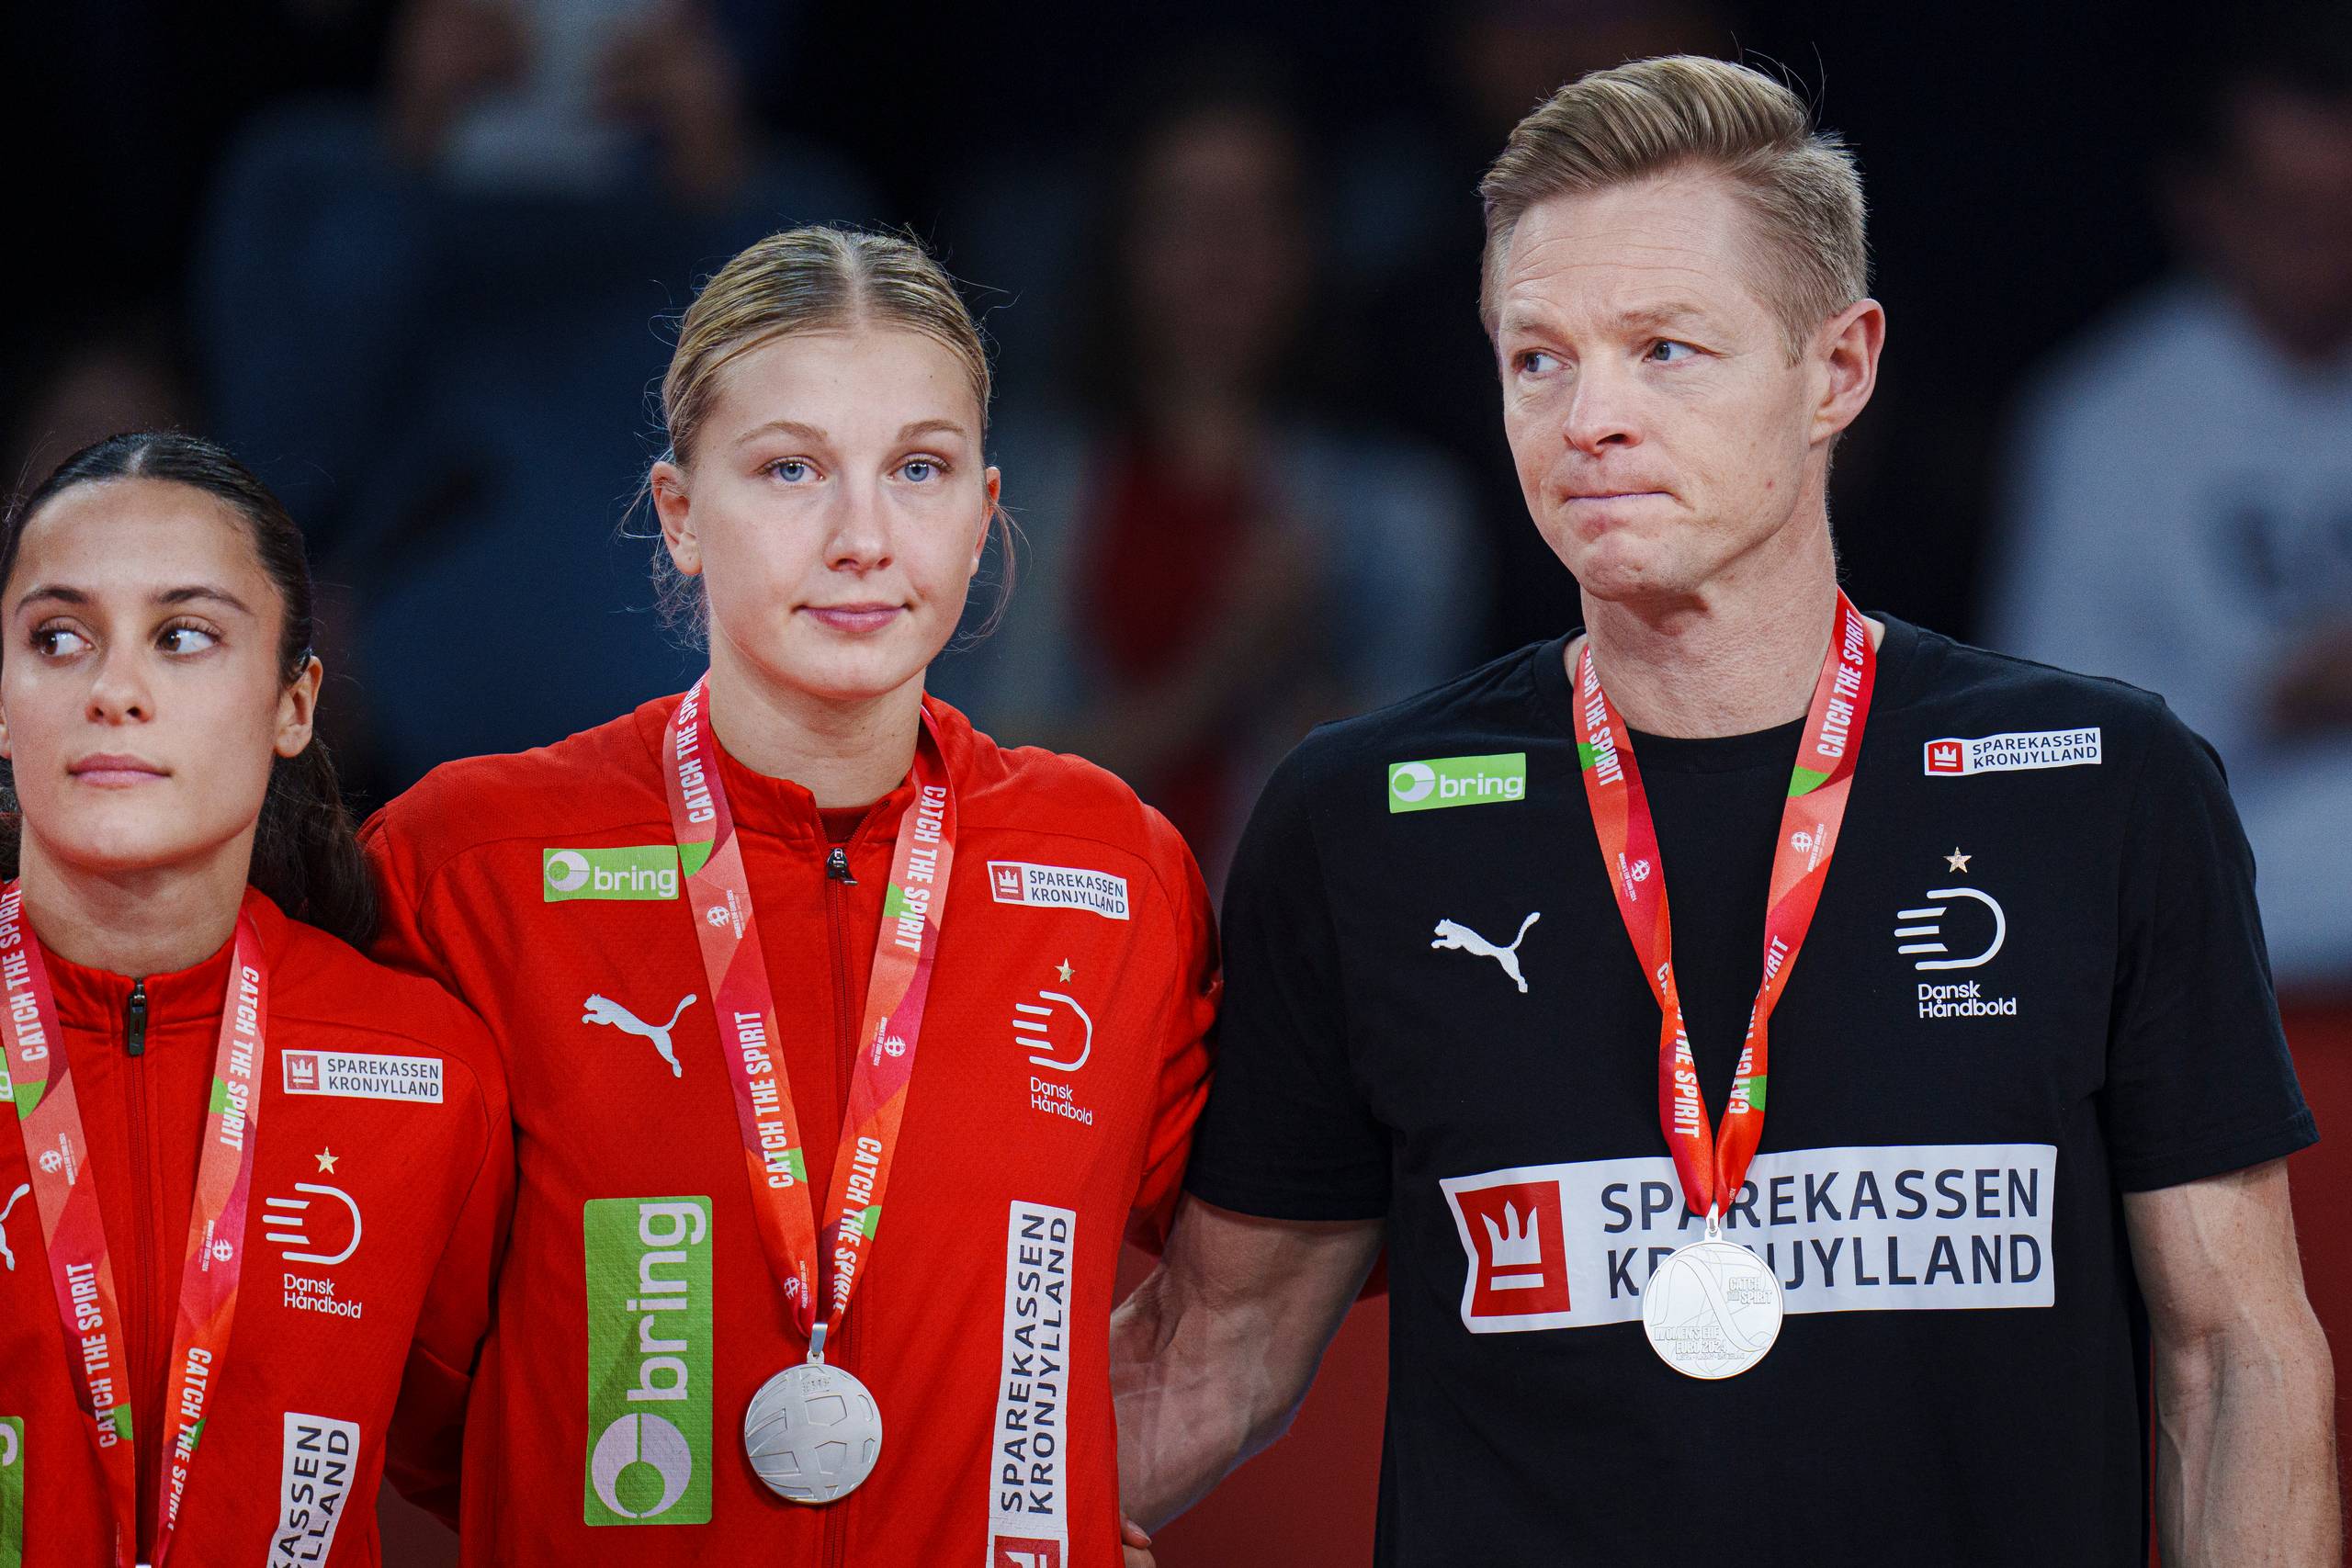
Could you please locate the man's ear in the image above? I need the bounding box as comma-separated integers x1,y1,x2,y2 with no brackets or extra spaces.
1810,297,1885,446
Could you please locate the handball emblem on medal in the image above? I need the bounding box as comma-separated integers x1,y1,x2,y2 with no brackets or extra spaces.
744,1360,885,1503
1641,1232,1784,1379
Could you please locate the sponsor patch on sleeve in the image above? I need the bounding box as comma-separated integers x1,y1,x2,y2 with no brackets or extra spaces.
269,1411,360,1567
987,863,1129,920
280,1050,445,1105
1923,728,2100,775
990,1201,1074,1567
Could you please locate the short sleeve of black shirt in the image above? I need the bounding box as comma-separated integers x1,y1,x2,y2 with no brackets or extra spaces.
1184,743,1390,1220
2104,703,2317,1191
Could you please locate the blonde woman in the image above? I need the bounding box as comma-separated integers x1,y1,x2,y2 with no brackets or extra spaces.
364,226,1216,1565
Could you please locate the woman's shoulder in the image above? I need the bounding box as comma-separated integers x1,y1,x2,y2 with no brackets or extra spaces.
941,700,1204,906
261,901,506,1103
366,695,679,882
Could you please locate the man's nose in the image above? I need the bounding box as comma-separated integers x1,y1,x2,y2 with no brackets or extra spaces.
1560,362,1642,456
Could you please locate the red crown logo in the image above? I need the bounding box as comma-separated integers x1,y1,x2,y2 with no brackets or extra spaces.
1927,741,1963,774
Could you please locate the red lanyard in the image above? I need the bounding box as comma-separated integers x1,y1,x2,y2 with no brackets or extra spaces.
1572,593,1876,1220
662,678,956,1352
0,884,269,1568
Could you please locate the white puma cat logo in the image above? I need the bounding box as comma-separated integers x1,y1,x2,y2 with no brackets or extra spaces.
582,993,698,1077
1432,912,1541,994
0,1182,28,1271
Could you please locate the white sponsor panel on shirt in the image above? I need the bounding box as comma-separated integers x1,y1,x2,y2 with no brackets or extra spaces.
279,1050,444,1105
268,1411,360,1565
1923,728,2101,775
1442,1143,2057,1335
988,863,1129,921
989,1202,1073,1568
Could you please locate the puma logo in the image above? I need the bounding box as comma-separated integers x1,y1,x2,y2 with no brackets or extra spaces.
0,1182,28,1271
1432,912,1541,994
582,993,698,1077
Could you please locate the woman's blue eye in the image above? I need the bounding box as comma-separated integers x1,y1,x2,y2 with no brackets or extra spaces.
771,459,812,482
902,459,937,482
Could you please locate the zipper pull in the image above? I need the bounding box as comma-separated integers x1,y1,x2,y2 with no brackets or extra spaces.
826,846,856,885
126,979,148,1057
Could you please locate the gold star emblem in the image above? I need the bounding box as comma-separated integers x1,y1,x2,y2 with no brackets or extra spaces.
1945,848,1972,874
1056,959,1074,984
315,1148,338,1174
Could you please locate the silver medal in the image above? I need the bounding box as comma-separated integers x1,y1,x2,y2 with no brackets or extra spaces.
1641,1223,1782,1379
744,1348,883,1503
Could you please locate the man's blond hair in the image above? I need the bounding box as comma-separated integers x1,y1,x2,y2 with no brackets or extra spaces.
1479,55,1869,355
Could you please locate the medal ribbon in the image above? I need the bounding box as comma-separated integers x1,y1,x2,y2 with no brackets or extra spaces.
0,883,269,1568
663,675,956,1348
1572,592,1875,1221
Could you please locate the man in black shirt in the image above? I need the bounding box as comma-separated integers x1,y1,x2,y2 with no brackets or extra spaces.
1111,55,2336,1568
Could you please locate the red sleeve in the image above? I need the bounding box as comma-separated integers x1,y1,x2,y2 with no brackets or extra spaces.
381,1010,514,1528
360,801,458,989
1124,811,1221,1254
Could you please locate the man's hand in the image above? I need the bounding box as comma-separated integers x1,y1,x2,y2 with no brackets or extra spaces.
1114,1196,1384,1534
1120,1514,1154,1568
2126,1157,2338,1567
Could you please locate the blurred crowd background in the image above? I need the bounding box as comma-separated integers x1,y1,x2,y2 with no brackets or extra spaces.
8,0,2351,1559
9,0,2349,990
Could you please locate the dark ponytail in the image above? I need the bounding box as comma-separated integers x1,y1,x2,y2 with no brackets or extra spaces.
0,433,377,949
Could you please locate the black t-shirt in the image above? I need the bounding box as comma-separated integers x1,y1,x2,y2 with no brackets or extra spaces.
1184,616,2317,1568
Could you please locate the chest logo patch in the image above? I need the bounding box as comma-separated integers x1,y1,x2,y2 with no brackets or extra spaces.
582,993,697,1078
1924,728,2101,775
544,845,682,901
265,1181,363,1269
1894,887,2007,972
1432,912,1540,994
988,862,1129,921
1388,752,1527,813
281,1049,444,1105
1442,1145,2058,1335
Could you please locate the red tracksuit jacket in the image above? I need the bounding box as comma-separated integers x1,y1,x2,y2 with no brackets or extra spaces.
0,891,510,1565
362,692,1218,1567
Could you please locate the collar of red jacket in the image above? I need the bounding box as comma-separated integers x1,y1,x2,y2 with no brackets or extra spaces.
630,689,975,845
35,888,288,1033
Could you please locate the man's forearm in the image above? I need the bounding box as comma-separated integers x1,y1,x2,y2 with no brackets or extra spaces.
1111,1266,1302,1531
2154,1313,2339,1566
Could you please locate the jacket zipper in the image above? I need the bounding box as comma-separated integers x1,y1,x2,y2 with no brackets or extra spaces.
123,979,154,1548
821,839,855,1568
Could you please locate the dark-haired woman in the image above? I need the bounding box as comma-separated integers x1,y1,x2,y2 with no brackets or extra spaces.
0,434,510,1566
